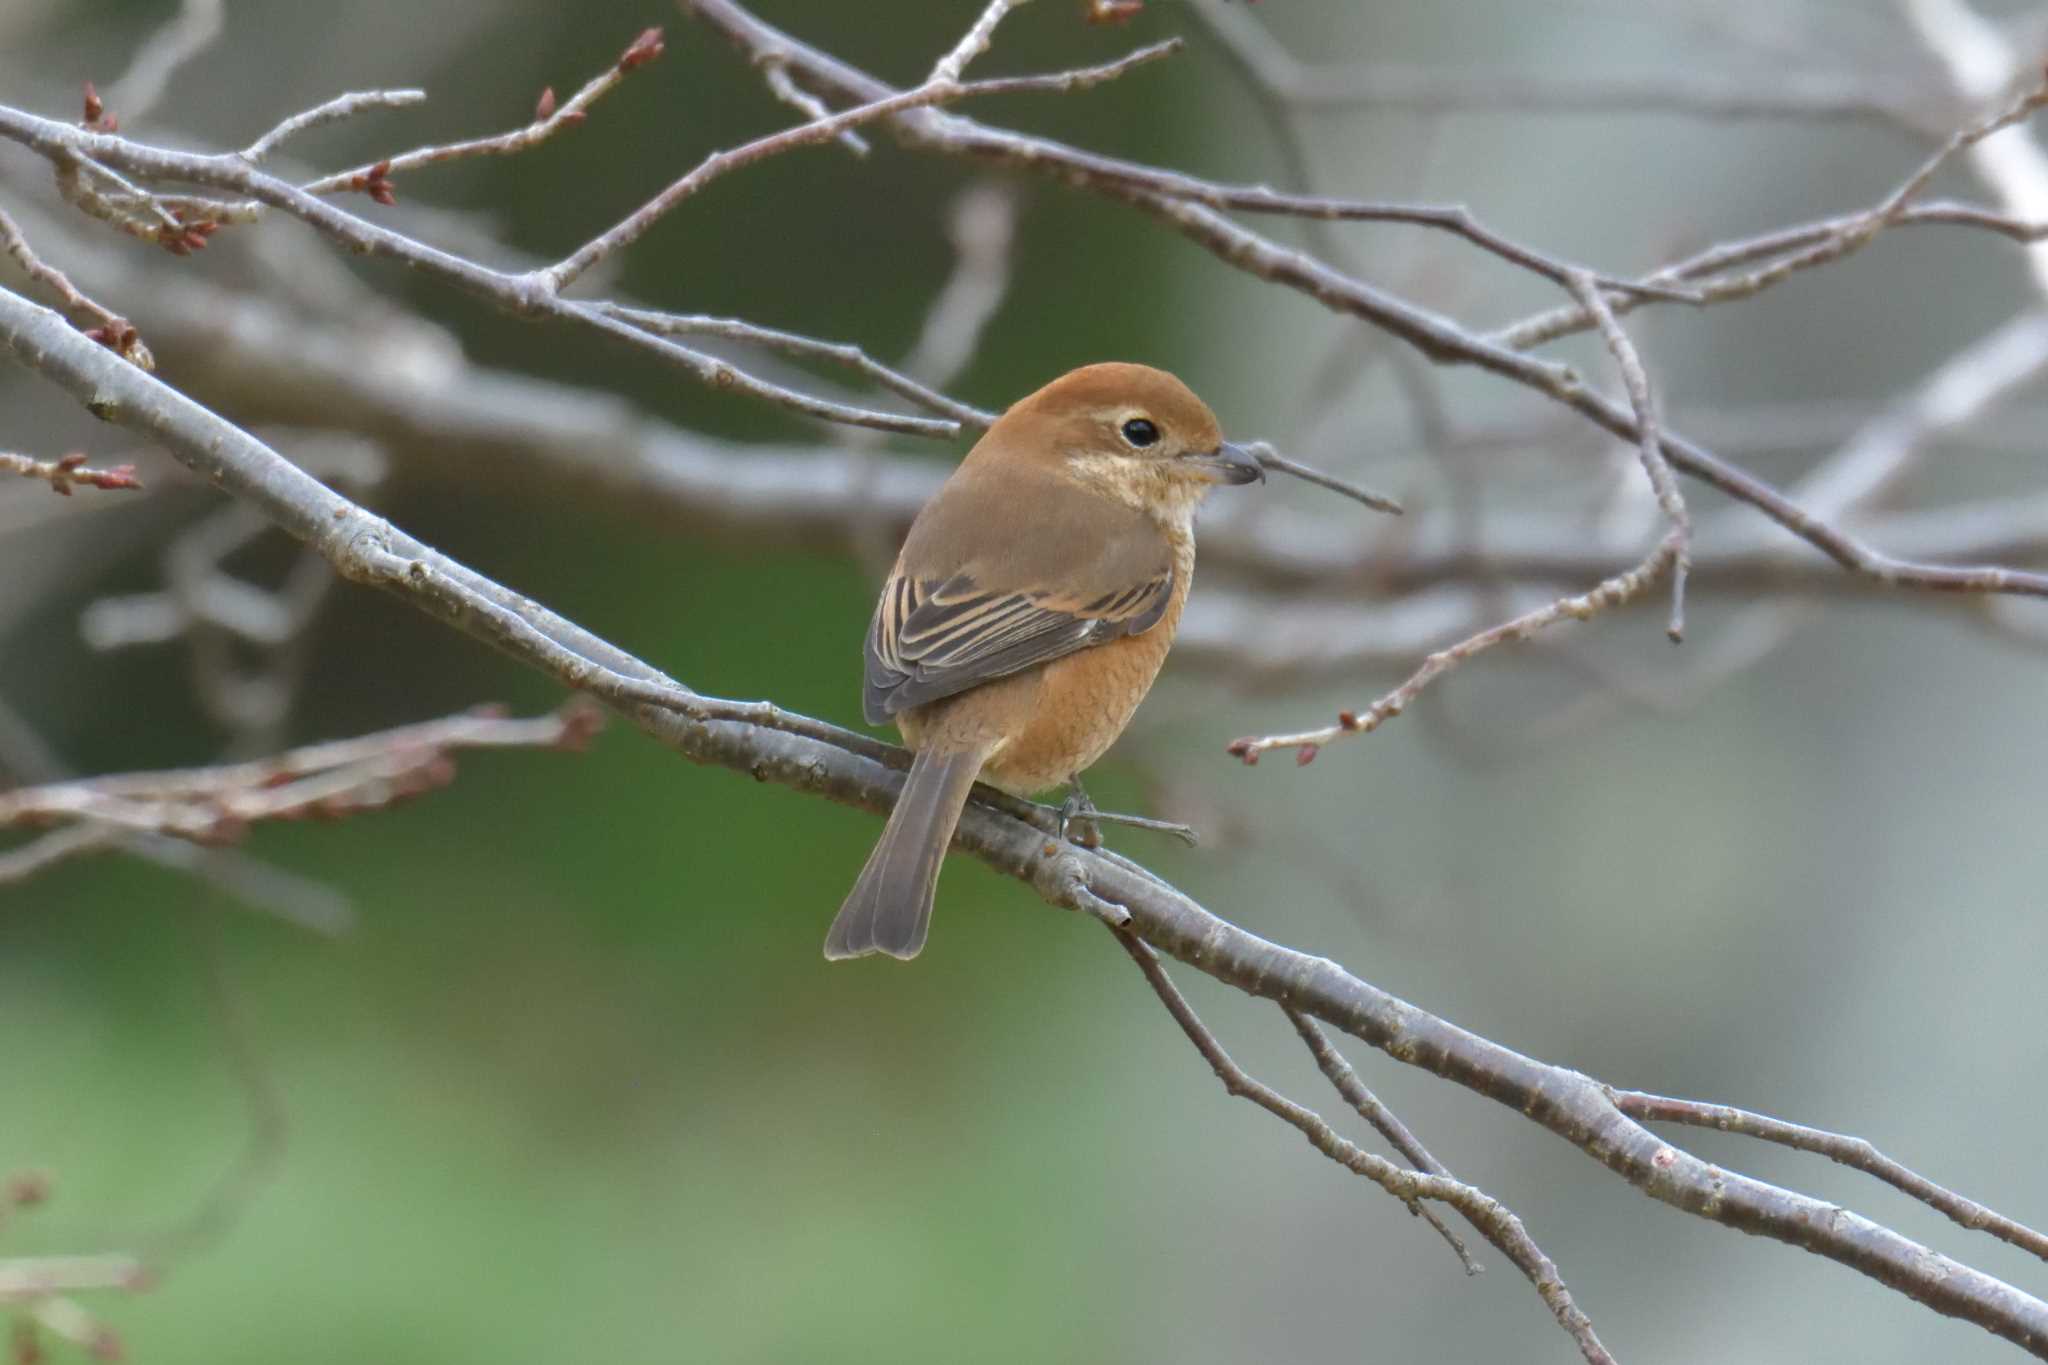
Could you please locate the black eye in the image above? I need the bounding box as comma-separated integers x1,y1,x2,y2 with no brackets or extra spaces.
1121,418,1160,448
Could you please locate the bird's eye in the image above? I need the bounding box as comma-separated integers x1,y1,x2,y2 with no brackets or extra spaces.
1120,418,1160,448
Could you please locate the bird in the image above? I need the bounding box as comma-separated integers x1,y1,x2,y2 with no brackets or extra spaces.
825,362,1263,961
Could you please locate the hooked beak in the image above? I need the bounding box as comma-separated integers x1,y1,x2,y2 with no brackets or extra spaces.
1186,440,1265,486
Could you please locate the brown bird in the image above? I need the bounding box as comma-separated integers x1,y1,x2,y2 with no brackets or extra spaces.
825,362,1263,961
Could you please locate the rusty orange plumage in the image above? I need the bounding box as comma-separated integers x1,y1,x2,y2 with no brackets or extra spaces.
826,363,1262,961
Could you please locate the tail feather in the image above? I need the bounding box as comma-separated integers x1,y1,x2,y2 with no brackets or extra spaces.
825,746,984,961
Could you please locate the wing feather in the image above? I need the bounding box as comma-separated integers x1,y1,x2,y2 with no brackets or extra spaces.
863,566,1173,723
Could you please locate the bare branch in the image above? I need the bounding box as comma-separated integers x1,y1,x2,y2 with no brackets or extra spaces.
0,26,1174,440
1566,271,1690,640
1085,169,1694,304
240,89,426,165
0,450,141,495
1498,76,2048,350
928,0,1033,86
0,111,965,435
299,27,654,193
1114,931,1614,1365
596,304,997,428
0,689,353,931
542,36,1180,292
0,703,603,845
1283,1008,1479,1274
1905,0,2048,294
762,59,870,156
1245,441,1404,515
1611,1088,2048,1268
0,204,151,367
1227,534,1683,765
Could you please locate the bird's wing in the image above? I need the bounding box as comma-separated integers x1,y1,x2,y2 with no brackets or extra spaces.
864,511,1179,724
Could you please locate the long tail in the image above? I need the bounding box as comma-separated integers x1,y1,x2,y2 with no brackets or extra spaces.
825,745,985,961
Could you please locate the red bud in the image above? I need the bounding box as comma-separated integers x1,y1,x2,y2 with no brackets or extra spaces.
618,27,665,72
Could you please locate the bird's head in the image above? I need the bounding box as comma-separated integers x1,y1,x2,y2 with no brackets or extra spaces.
984,362,1263,526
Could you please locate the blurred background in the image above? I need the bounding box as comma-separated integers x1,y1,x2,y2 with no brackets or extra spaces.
3,1,2047,1361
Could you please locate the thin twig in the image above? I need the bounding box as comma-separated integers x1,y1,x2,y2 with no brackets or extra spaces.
0,702,603,843
1114,172,1695,304
1184,0,1362,274
0,450,141,494
0,204,151,367
57,154,185,234
544,36,1179,291
1611,1088,2048,1266
597,304,997,427
1246,442,1404,515
240,89,425,164
300,29,662,194
1228,533,1683,764
1906,0,2048,294
1566,270,1690,640
1113,930,1615,1365
762,59,869,156
1498,77,2048,350
0,687,354,931
928,0,1033,85
0,117,966,434
1283,1008,1479,1274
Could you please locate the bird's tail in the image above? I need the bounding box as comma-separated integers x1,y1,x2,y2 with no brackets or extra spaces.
825,745,985,961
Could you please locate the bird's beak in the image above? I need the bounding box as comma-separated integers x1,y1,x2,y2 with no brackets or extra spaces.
1186,440,1265,485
